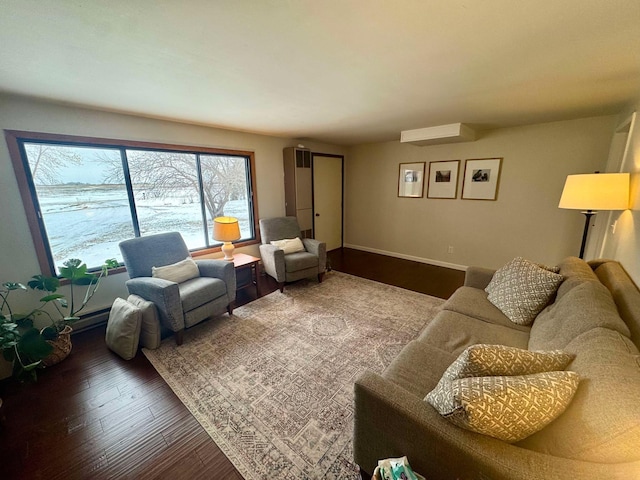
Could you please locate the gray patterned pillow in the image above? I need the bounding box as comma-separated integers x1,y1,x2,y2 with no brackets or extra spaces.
485,257,563,325
442,344,574,380
425,371,580,442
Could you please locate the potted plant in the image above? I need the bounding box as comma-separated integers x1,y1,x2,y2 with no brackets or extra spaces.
1,257,118,378
0,283,53,381
26,258,119,367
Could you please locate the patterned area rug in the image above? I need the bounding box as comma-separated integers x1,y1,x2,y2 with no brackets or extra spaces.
143,271,444,479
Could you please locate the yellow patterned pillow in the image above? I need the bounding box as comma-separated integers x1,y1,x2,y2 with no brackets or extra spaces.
426,371,580,442
441,344,574,380
485,257,563,325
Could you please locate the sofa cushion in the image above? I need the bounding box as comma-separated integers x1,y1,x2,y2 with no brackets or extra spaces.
178,276,227,312
485,257,563,326
425,371,580,442
284,251,318,272
528,281,631,351
519,328,640,462
593,261,640,349
555,256,599,299
151,256,200,283
382,340,458,398
418,311,530,356
443,287,530,332
441,344,574,380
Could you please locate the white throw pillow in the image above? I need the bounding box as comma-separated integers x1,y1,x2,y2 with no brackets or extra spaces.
270,237,305,254
151,256,200,283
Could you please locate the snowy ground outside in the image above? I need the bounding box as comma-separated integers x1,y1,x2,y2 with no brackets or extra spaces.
36,184,252,273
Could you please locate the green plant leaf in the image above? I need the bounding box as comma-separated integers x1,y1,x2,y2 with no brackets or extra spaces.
2,282,27,291
41,326,58,340
72,274,96,286
105,259,119,270
14,316,34,329
3,347,16,362
60,259,90,281
57,297,68,308
18,327,53,361
28,275,60,292
39,293,66,303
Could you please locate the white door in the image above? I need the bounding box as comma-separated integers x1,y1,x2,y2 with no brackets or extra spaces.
313,154,343,251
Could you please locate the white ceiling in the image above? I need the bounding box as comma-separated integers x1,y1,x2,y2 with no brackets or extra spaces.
1,0,639,146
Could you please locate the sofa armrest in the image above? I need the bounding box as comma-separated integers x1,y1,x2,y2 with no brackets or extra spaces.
354,370,628,480
302,238,327,273
195,259,236,303
125,277,184,332
464,266,496,289
259,244,286,282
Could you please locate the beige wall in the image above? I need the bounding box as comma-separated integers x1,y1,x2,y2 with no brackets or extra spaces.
345,116,617,270
0,93,346,320
594,105,640,286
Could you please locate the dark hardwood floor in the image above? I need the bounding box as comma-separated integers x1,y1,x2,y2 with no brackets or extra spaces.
0,248,464,479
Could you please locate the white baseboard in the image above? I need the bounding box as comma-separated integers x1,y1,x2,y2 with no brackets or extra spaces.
343,243,468,271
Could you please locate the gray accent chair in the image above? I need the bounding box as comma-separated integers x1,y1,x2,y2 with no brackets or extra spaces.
259,216,327,292
119,232,236,345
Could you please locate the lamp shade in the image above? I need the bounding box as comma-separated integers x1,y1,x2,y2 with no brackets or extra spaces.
558,173,630,211
213,216,241,242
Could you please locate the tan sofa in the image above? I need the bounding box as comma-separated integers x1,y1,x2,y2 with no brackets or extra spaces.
354,257,640,480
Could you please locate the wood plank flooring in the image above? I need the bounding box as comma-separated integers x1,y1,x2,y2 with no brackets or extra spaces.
0,248,464,479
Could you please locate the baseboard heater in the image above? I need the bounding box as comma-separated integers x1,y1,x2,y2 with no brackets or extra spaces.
71,307,112,334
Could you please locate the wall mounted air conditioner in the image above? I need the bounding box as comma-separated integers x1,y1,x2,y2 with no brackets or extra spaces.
400,123,477,146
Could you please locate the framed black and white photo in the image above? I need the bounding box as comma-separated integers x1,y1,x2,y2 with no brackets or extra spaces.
427,160,460,199
398,162,425,197
462,158,503,200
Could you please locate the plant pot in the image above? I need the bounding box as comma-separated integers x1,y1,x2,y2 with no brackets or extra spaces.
42,325,73,367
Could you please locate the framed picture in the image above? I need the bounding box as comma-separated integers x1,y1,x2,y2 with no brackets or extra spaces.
462,158,503,200
398,162,425,197
427,160,460,199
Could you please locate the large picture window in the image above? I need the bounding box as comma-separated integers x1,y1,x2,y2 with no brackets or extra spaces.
5,131,258,276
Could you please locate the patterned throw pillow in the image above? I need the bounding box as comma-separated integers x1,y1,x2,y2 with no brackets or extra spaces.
441,344,574,380
537,263,560,274
485,257,563,325
425,371,580,442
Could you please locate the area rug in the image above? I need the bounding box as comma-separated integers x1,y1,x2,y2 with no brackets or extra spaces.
143,271,444,479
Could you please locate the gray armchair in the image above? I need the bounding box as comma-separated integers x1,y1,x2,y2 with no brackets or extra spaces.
119,232,236,345
259,217,326,292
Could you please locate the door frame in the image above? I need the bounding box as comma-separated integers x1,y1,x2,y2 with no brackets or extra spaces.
311,152,344,250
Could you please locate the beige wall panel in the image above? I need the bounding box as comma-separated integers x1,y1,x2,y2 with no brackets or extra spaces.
596,105,640,286
345,116,617,270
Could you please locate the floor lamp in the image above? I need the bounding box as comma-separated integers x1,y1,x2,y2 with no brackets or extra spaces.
558,173,630,259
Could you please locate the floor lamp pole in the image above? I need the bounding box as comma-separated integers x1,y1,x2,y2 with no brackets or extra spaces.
579,210,596,259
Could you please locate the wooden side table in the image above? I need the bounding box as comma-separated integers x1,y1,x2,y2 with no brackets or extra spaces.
232,253,261,297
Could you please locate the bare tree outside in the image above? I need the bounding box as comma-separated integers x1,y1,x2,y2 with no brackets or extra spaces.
200,153,248,220
101,150,247,220
25,144,82,185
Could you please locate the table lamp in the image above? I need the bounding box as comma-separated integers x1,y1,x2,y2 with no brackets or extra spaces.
558,172,629,258
213,216,241,261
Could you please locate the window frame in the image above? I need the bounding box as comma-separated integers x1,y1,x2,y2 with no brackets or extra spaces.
5,130,260,277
